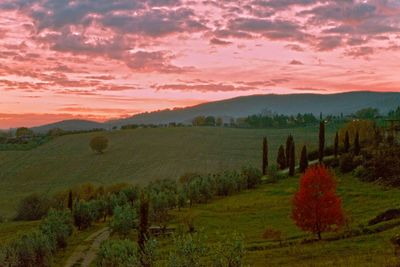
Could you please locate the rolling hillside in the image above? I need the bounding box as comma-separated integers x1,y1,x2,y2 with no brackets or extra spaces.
0,126,338,216
31,91,400,132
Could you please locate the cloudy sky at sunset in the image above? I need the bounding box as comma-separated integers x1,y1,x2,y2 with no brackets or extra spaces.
1,0,400,128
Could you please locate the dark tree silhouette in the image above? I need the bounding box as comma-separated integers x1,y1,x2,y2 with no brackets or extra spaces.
289,141,296,176
286,135,293,167
68,190,73,211
319,121,325,162
277,145,286,170
354,131,360,156
299,145,308,173
138,192,150,266
344,131,350,153
262,137,268,175
334,132,339,158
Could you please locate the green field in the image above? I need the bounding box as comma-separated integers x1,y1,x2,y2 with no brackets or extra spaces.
0,126,338,216
167,174,400,266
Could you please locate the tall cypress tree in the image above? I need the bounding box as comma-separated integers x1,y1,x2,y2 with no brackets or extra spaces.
334,132,339,158
354,131,360,155
299,145,308,173
286,135,293,167
67,190,73,211
138,192,149,264
344,131,350,153
277,145,286,170
262,137,268,175
289,141,296,176
318,121,325,162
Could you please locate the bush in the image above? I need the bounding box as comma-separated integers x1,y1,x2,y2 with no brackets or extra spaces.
7,231,54,267
353,165,367,178
241,166,262,189
96,239,139,267
40,210,73,249
111,205,137,237
73,201,98,230
339,153,357,173
168,233,208,267
211,233,245,267
15,193,50,221
323,157,339,168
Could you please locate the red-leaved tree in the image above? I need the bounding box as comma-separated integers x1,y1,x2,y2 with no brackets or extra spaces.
292,165,344,240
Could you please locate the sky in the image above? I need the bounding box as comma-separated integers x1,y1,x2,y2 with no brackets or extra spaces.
0,0,400,128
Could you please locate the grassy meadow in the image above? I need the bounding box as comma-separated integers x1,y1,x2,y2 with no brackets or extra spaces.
166,174,400,266
0,125,339,216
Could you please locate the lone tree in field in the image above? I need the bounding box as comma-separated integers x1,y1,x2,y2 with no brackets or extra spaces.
262,137,268,175
292,165,345,240
90,136,108,154
288,141,295,176
277,145,286,170
354,131,360,156
319,121,325,162
334,132,339,158
344,131,350,153
299,145,308,173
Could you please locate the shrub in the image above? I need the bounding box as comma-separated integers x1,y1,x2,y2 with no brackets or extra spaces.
40,210,73,249
96,239,139,267
15,193,50,221
111,205,137,237
7,231,54,267
211,233,245,267
73,201,98,230
241,166,262,189
352,165,367,178
339,153,356,173
168,233,208,267
323,157,339,168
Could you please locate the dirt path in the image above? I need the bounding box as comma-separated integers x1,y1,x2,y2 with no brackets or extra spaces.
64,227,110,267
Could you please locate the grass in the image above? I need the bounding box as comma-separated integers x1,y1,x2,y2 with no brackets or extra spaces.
0,125,338,216
167,174,400,266
0,220,40,244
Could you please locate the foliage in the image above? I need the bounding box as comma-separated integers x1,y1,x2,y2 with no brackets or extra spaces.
168,233,208,267
241,166,262,189
15,194,49,221
339,120,377,145
344,131,350,153
276,145,286,170
319,121,325,162
210,233,245,267
96,239,139,267
288,141,295,177
292,165,345,240
299,145,308,173
40,210,73,249
244,113,318,128
354,131,360,156
73,201,98,230
15,127,33,138
111,205,137,237
361,144,400,186
339,153,357,173
354,108,380,119
334,132,339,158
262,137,268,175
138,193,150,257
90,136,109,154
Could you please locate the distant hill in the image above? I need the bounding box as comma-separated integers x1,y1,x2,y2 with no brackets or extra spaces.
33,91,400,131
32,119,104,133
107,91,400,126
